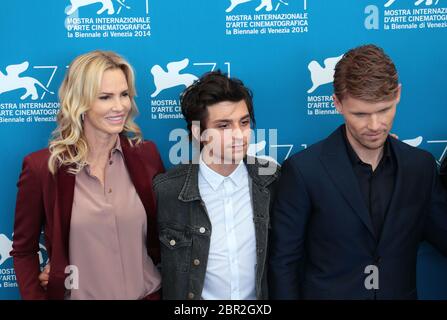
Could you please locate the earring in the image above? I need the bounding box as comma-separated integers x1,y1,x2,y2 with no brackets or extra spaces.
81,113,85,121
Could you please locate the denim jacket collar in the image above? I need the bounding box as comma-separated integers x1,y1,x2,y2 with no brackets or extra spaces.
178,156,278,202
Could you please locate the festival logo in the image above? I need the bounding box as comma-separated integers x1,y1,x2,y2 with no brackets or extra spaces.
64,0,151,38
224,0,308,36
0,62,59,125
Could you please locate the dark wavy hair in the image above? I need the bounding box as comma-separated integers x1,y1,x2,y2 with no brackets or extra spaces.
180,70,255,143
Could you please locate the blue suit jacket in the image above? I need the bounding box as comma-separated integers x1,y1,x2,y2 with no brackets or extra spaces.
269,125,447,299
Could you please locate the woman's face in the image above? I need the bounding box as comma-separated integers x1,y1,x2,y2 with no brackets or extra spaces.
83,68,131,139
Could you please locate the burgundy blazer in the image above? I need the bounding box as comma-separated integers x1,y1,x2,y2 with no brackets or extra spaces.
11,136,164,300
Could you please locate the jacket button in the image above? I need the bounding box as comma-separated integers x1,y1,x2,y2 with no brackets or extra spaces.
199,227,206,234
188,292,195,299
193,259,200,266
169,239,176,246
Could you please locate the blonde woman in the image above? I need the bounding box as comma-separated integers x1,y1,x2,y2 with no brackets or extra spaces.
11,50,164,300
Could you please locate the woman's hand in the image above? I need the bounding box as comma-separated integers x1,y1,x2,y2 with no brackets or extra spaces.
38,263,50,289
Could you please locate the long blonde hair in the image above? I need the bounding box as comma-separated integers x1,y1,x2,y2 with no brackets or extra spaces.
48,50,142,175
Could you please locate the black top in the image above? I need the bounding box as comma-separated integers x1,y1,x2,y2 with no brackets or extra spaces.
342,126,397,239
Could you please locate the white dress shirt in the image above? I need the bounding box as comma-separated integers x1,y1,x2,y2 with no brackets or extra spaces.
199,156,257,300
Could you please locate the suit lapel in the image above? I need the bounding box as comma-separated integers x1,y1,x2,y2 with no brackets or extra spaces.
47,164,75,299
121,137,161,263
320,126,377,240
120,136,154,214
55,165,75,259
377,138,405,245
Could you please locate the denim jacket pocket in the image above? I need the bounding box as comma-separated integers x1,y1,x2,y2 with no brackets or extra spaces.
159,226,192,273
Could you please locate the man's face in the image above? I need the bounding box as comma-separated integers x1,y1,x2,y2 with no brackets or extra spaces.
198,100,251,164
333,86,400,151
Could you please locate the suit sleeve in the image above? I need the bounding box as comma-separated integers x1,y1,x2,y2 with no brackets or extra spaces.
269,158,311,299
10,155,47,300
440,156,447,189
423,155,447,256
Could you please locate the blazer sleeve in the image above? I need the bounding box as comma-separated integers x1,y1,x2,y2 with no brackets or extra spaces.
440,156,447,189
423,155,447,256
10,155,47,300
148,140,165,176
145,140,165,264
268,158,311,299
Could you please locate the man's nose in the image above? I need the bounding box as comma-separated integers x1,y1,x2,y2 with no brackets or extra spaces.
368,114,380,131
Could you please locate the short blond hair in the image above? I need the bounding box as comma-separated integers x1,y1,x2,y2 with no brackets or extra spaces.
48,50,142,174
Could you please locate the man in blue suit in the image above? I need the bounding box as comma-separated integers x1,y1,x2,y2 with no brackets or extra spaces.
269,44,447,299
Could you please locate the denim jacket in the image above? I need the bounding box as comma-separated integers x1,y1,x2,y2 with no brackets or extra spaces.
153,157,280,300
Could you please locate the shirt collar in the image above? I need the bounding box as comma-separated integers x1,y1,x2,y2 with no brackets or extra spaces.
83,136,122,176
199,155,247,191
110,136,123,158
